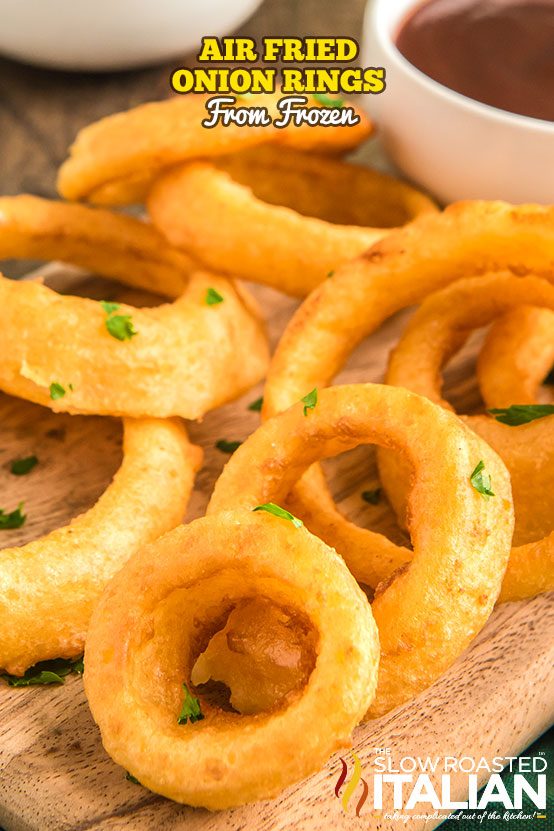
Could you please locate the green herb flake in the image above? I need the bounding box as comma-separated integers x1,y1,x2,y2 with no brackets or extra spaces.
327,270,335,278
362,488,381,505
125,772,141,785
301,387,318,417
205,288,224,306
177,683,204,725
253,502,303,528
488,404,554,426
100,300,120,315
105,314,137,341
10,456,38,476
215,439,242,454
248,396,264,412
313,92,345,109
1,656,84,687
470,460,495,499
49,382,67,400
0,502,26,530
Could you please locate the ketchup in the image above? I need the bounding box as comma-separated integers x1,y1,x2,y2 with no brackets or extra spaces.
395,0,554,121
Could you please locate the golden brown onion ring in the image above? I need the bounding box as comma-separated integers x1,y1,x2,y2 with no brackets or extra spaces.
148,146,437,297
478,306,554,408
381,273,554,603
0,271,268,418
0,417,201,674
84,510,379,808
0,194,195,299
263,201,554,588
57,93,372,206
209,384,513,718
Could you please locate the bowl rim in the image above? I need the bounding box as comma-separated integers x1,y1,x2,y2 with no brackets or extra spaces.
368,0,554,135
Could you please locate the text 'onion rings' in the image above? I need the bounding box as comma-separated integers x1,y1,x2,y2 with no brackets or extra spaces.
84,510,378,809
209,384,513,718
263,201,554,589
381,273,554,603
148,146,437,297
57,93,372,206
0,417,201,675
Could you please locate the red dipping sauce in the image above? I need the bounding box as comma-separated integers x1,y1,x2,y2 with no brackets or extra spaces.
395,0,554,122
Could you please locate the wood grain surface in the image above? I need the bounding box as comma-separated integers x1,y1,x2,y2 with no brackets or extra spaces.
0,265,552,831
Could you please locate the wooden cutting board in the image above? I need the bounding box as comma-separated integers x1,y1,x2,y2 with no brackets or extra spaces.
0,265,553,831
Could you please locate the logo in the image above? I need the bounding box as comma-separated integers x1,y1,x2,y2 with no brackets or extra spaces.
335,753,369,817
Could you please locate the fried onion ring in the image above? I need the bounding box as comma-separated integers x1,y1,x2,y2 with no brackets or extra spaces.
0,194,195,299
209,384,513,718
380,273,554,603
57,93,372,206
263,201,554,588
0,271,268,418
84,510,378,808
478,306,554,407
0,417,201,674
148,146,437,297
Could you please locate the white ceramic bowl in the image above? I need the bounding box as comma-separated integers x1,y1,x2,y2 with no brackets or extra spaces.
0,0,263,72
362,0,554,204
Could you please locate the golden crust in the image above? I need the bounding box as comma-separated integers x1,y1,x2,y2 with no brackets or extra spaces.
209,385,513,718
263,201,554,593
0,418,202,674
57,93,373,205
0,271,269,418
148,146,437,297
84,509,379,809
381,273,554,603
478,306,554,407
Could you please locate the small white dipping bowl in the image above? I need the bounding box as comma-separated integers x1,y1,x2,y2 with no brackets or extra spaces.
0,0,263,72
362,0,554,204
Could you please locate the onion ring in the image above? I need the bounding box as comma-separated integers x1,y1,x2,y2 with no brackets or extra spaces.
209,384,513,718
478,306,554,407
57,93,372,206
1,417,201,675
263,201,554,588
380,273,554,603
0,194,268,417
0,270,268,418
0,194,195,299
148,146,437,297
84,509,378,808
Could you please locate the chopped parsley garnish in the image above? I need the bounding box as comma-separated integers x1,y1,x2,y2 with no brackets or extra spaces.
313,92,345,108
1,656,84,687
177,683,204,724
253,502,303,528
327,270,335,278
248,396,264,412
125,772,141,785
301,387,318,416
488,404,554,426
99,301,120,315
0,502,26,530
206,288,224,306
470,460,494,499
49,382,68,400
101,300,137,341
362,488,381,505
10,455,38,476
215,439,242,454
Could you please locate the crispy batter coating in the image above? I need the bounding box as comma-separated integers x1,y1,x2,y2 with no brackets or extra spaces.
0,418,201,674
84,510,378,808
209,385,513,717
